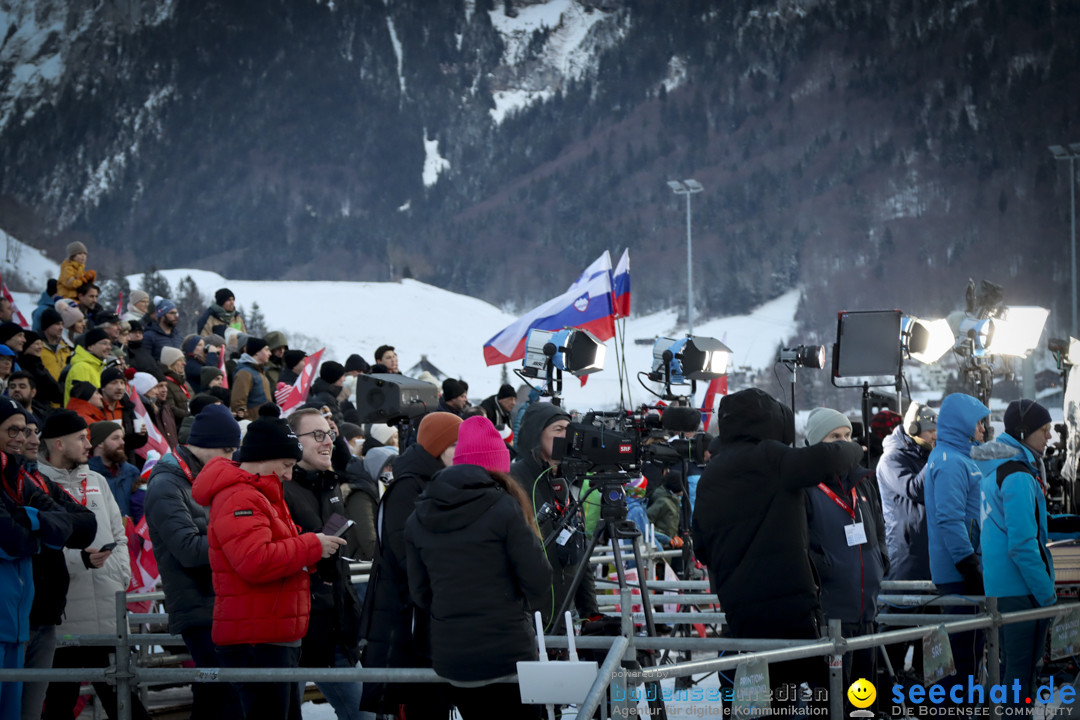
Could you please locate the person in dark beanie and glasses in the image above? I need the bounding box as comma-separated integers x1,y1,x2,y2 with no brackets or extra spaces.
974,399,1080,705
191,418,347,720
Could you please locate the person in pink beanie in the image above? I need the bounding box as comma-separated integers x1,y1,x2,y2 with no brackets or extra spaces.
404,415,551,718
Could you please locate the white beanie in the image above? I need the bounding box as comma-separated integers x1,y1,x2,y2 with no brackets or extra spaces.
160,346,184,368
805,407,852,445
132,372,159,396
369,423,398,445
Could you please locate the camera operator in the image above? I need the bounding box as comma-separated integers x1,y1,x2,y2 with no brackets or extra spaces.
692,389,863,707
511,403,600,632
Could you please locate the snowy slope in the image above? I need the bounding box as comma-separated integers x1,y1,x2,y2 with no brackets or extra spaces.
1,228,60,291
103,269,801,413
488,0,622,123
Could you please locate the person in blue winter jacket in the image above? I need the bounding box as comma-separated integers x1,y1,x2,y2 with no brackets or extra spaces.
0,399,77,720
925,392,990,691
973,399,1080,705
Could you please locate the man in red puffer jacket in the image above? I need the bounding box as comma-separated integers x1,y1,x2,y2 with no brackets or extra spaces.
191,417,347,720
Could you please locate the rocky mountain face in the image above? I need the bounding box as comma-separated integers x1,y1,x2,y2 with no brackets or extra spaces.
1,0,1078,342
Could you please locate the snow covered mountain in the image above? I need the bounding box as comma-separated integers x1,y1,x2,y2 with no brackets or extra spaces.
1,0,1077,342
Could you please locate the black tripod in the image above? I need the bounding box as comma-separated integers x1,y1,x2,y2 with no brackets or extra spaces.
544,472,667,719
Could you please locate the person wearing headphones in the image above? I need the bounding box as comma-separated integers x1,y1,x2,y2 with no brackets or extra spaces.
974,399,1080,705
877,401,938,581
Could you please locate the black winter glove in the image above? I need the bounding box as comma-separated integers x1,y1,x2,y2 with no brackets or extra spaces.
954,553,984,596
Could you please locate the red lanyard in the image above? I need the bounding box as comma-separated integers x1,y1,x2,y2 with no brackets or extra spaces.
1,453,23,503
174,453,196,484
817,483,857,521
59,476,89,506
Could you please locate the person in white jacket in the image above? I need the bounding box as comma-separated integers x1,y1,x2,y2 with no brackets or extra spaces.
35,410,151,720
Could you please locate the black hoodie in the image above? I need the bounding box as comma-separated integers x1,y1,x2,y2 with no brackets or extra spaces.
405,464,551,682
510,402,599,630
691,388,864,635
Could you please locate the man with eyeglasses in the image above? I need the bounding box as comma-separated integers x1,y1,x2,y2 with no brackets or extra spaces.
283,407,368,720
144,404,244,719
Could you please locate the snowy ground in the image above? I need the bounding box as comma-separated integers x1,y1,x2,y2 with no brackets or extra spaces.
10,264,801,414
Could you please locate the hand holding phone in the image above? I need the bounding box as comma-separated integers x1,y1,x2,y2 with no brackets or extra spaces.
321,513,355,538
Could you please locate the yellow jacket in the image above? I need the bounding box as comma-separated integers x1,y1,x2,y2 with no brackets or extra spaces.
64,345,105,405
41,341,72,383
58,259,95,300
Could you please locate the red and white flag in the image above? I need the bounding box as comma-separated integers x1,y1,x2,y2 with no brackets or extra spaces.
115,291,124,316
277,348,324,417
126,515,160,594
130,386,171,460
0,273,30,328
700,376,729,432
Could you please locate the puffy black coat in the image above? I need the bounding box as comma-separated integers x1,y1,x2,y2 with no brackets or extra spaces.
283,464,362,667
876,425,933,581
144,446,214,634
24,466,98,626
806,465,888,625
361,445,441,663
125,339,157,374
341,456,377,562
510,402,598,631
405,464,552,682
480,394,512,430
691,389,864,636
359,443,444,712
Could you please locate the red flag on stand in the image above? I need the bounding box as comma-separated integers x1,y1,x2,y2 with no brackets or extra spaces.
0,273,30,328
277,348,325,417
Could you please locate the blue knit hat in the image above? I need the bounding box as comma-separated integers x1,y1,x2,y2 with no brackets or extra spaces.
188,404,241,449
155,298,177,317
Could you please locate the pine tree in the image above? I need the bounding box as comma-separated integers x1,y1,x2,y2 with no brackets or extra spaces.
141,268,172,303
98,275,131,316
246,302,268,337
175,275,205,335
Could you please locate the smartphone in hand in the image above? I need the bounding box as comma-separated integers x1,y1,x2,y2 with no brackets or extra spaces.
321,513,355,538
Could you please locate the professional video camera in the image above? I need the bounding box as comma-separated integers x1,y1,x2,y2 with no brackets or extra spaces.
552,404,708,477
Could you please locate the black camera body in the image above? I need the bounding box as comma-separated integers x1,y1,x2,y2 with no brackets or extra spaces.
552,421,640,472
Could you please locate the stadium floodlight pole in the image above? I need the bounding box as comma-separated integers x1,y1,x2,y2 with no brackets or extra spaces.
667,179,704,335
1049,144,1080,338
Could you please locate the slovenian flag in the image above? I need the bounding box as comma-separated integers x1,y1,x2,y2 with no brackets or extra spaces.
612,249,630,318
483,252,617,366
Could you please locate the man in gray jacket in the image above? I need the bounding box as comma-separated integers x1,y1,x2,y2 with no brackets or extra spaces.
144,405,242,719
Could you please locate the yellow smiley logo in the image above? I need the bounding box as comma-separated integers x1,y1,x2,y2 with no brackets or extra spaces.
847,677,876,709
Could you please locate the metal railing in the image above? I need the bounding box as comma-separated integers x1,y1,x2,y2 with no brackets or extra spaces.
4,578,1080,719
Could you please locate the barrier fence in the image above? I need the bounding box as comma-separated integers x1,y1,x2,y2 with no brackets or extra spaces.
3,564,1080,719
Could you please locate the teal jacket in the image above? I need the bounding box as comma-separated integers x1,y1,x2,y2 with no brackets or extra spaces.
974,433,1065,605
